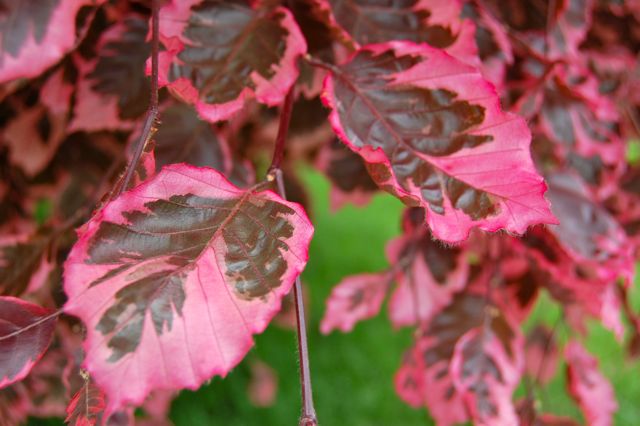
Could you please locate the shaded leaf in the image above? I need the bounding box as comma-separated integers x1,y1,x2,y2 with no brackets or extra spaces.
63,164,313,411
524,325,559,385
322,42,555,242
320,272,389,334
247,359,277,408
565,341,617,426
0,232,53,297
157,0,306,122
0,297,57,388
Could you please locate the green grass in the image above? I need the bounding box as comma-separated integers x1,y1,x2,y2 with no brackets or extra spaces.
28,169,640,425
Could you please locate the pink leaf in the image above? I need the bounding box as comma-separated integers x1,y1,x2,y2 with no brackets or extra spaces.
320,272,389,334
157,0,307,122
0,232,53,297
311,0,478,64
65,380,106,426
322,42,556,242
247,359,278,408
387,210,468,327
450,327,523,426
63,164,313,412
0,297,57,388
524,325,559,384
69,15,150,132
565,341,617,426
0,0,95,83
394,290,520,425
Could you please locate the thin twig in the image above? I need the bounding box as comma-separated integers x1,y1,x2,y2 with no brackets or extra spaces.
266,85,318,426
117,0,160,196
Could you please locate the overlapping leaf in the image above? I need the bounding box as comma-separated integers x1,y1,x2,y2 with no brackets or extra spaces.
63,164,313,411
157,0,306,122
322,42,555,241
65,380,106,426
0,297,57,388
0,232,53,297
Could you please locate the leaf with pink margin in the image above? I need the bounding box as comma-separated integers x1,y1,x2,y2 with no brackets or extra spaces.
322,42,556,242
524,325,559,385
156,0,306,122
310,0,478,65
565,341,617,426
65,380,106,426
460,2,513,89
387,209,468,327
394,286,519,425
0,232,53,297
320,271,389,334
63,164,313,412
69,15,150,132
450,327,523,426
0,0,96,84
4,67,73,177
547,0,595,60
0,297,57,388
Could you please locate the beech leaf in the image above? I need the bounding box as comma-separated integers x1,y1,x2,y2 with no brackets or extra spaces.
322,42,556,242
157,0,307,122
320,272,389,334
565,341,617,426
0,297,57,388
63,164,313,412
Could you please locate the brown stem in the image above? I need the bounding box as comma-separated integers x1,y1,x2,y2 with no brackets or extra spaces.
117,0,160,196
266,85,317,425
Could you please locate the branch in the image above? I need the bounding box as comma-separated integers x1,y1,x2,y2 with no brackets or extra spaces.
116,0,160,196
266,85,318,426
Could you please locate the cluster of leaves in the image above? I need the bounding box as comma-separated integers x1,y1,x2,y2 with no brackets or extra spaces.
0,0,638,425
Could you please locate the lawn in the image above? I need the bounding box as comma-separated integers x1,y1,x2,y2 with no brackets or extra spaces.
30,169,640,425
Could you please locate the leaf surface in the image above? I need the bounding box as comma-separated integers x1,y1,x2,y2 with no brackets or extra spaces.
0,297,57,388
322,42,555,242
157,0,306,122
63,164,313,411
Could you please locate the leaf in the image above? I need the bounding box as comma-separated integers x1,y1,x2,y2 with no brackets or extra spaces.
450,327,522,426
152,102,255,187
65,380,106,426
316,139,378,210
3,67,73,177
0,232,53,297
69,15,150,132
63,164,313,411
387,211,468,327
0,297,57,388
565,341,617,426
247,359,277,408
311,0,478,63
157,0,307,122
0,0,94,83
320,272,389,334
322,42,556,242
394,289,520,425
524,325,558,385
